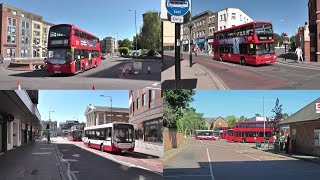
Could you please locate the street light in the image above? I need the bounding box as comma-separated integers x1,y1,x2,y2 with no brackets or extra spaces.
188,21,193,67
129,9,138,59
49,110,55,122
280,20,291,38
100,95,113,123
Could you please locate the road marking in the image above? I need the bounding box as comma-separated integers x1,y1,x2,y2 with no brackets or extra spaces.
207,148,215,180
200,140,203,144
72,154,80,158
235,150,261,161
276,62,320,71
32,152,52,155
64,159,78,162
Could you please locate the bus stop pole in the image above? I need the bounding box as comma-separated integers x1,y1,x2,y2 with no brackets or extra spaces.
175,23,181,89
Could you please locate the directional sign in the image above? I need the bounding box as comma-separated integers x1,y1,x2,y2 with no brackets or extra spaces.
166,0,190,17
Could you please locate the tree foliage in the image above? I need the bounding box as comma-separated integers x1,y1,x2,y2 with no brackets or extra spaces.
163,90,195,128
271,98,283,120
139,11,161,52
176,108,206,134
226,116,238,126
274,33,282,46
239,115,247,122
118,38,133,49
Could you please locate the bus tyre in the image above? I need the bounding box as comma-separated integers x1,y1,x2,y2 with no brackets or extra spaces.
81,65,85,72
100,145,104,152
242,138,246,143
240,58,246,65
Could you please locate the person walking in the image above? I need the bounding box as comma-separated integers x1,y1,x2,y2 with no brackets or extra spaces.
285,133,290,154
295,46,303,64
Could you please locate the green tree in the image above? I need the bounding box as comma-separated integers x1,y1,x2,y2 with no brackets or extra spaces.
139,11,161,54
177,108,206,135
255,113,261,117
282,113,289,120
274,33,282,46
163,90,196,128
226,116,238,126
271,98,283,120
239,116,247,122
118,38,133,49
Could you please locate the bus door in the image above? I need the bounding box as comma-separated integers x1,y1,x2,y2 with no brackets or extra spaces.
74,49,81,72
89,51,92,68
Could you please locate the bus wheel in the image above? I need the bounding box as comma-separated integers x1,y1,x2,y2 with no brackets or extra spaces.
81,65,85,72
242,138,246,143
240,58,246,65
100,145,104,152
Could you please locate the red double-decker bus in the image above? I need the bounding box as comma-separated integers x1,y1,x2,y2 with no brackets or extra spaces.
216,126,230,139
231,121,278,143
211,21,276,65
47,24,101,74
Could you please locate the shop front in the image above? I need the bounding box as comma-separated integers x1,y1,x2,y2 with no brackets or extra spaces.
144,118,163,143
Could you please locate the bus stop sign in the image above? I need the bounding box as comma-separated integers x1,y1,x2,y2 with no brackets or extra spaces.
166,0,190,17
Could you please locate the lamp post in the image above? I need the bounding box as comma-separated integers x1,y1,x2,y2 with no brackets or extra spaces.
48,110,54,143
281,20,291,53
188,21,193,67
100,95,112,123
129,10,138,59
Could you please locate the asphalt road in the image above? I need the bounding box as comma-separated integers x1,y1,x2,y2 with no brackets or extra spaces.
0,57,161,90
164,139,320,180
57,142,162,180
164,51,320,89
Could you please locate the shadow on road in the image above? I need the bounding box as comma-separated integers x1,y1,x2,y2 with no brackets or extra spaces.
57,143,162,180
164,160,320,180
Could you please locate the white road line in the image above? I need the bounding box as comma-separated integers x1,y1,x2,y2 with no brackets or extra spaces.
235,150,261,161
200,140,203,144
207,148,215,180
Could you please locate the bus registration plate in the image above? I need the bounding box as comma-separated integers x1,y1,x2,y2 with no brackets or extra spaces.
117,143,131,149
266,61,271,64
54,71,61,73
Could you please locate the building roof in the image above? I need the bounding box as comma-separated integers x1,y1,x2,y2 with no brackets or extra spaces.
279,98,320,125
192,10,215,20
84,104,129,115
204,117,227,123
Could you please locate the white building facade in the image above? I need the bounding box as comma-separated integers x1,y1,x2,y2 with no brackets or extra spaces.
217,8,253,31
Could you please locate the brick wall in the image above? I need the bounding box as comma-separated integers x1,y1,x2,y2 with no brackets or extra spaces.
163,128,184,152
290,121,320,157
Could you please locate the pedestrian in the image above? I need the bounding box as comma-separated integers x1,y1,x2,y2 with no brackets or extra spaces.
284,133,290,154
295,46,303,64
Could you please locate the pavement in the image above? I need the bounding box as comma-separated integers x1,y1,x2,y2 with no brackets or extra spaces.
164,137,192,162
134,140,163,158
161,54,228,89
0,57,161,90
164,139,320,180
0,139,68,180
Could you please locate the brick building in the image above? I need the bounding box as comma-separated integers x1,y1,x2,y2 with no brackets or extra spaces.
279,98,320,157
0,3,53,59
84,105,129,128
308,0,320,62
129,88,163,144
296,23,311,61
205,117,228,130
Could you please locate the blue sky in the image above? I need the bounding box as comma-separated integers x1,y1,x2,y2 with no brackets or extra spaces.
38,90,129,124
3,0,160,40
192,91,319,119
192,0,308,37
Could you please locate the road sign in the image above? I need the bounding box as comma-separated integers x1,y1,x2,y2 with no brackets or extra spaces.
316,103,320,113
166,0,190,17
171,16,184,23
